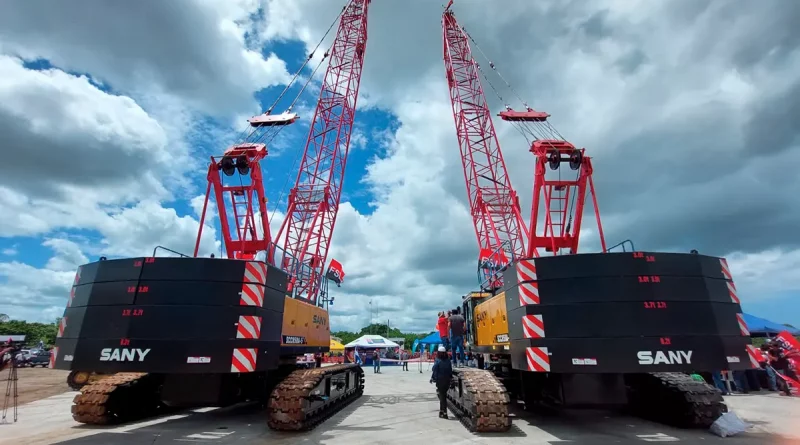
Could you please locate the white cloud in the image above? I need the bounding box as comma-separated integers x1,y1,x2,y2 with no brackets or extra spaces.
0,0,292,117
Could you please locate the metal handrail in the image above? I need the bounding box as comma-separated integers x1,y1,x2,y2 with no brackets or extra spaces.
605,239,636,253
152,246,191,258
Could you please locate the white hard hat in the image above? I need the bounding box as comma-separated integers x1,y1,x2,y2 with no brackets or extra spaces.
438,346,446,352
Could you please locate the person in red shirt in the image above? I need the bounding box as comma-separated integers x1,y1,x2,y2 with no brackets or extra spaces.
437,312,450,352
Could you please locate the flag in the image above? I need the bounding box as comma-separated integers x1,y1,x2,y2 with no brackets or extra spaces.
478,248,508,271
326,259,345,285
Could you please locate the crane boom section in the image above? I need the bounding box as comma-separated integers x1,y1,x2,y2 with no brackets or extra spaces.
442,10,527,268
278,0,370,304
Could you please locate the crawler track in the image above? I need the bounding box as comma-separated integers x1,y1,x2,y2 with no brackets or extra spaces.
72,373,163,425
446,368,511,433
626,372,727,428
268,363,365,431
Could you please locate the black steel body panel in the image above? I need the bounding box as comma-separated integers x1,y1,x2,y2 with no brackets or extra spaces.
502,252,729,283
61,305,283,341
52,338,281,373
76,257,288,289
507,301,744,340
503,276,734,310
509,336,751,373
55,257,304,376
71,281,138,307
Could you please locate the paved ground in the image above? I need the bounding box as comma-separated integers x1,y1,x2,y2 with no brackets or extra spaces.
1,366,798,445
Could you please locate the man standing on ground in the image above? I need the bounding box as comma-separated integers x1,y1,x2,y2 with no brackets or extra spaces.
449,308,466,367
430,346,453,419
372,349,381,373
437,312,449,352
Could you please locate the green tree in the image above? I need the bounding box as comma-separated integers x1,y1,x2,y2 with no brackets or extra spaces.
0,313,9,323
0,319,58,346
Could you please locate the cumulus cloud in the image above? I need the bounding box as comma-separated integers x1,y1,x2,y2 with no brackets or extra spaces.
0,0,292,117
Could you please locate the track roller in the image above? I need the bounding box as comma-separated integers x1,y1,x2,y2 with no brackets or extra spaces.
72,373,163,425
268,363,364,431
446,368,511,432
626,372,727,428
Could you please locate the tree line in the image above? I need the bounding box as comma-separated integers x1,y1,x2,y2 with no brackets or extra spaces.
0,315,60,346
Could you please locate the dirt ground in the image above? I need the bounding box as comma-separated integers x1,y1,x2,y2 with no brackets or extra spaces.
2,367,71,405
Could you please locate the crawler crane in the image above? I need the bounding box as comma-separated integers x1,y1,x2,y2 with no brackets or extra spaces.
51,0,371,430
440,1,757,432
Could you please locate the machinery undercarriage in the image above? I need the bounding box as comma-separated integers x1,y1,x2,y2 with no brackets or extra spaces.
445,368,726,433
70,364,364,430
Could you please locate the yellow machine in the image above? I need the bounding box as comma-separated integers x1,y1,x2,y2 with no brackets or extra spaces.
281,296,330,348
471,291,511,348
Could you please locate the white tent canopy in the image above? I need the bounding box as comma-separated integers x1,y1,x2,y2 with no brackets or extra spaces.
344,335,399,349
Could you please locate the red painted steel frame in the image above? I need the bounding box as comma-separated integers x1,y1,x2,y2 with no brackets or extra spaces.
275,0,370,304
194,143,272,262
527,141,607,256
442,8,528,265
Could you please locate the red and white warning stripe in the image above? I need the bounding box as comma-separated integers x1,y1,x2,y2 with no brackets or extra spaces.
57,317,67,338
49,347,59,369
236,315,262,339
719,259,733,280
66,267,81,308
243,262,268,285
522,314,545,339
516,260,540,305
231,348,257,373
519,282,540,306
239,284,265,307
526,346,550,372
239,262,267,307
719,259,740,303
726,281,740,304
745,345,760,369
736,313,749,336
516,259,537,282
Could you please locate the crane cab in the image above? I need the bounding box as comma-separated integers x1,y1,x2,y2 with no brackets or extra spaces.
462,291,510,352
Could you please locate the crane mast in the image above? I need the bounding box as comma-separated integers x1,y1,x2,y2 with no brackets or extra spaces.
443,1,607,279
442,5,528,284
276,0,370,304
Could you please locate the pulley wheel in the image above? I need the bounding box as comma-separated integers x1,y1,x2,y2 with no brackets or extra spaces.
548,151,560,170
569,150,583,170
67,370,92,391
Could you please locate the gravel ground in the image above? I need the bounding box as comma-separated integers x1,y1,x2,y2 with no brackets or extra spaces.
1,367,71,405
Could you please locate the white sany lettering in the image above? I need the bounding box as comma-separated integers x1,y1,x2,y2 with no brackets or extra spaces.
99,348,152,362
637,350,692,365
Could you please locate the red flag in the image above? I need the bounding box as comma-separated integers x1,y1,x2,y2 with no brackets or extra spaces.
326,259,345,285
478,248,508,271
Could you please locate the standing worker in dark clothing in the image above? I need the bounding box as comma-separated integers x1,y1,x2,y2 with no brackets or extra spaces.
430,346,453,419
449,308,466,367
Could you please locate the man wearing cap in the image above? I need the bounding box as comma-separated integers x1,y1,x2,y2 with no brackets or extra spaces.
430,345,453,419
